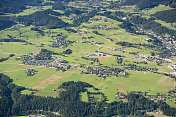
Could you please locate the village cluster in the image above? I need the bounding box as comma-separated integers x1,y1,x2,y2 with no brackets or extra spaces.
134,55,170,64
136,30,176,57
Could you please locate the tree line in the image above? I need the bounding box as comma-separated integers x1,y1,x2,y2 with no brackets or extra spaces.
0,16,16,31
16,9,68,29
0,0,43,14
152,9,176,23
0,54,15,62
120,0,176,10
0,73,176,117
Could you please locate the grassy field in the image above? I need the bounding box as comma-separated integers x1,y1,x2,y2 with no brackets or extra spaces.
8,67,171,102
11,6,52,16
0,28,174,105
147,112,169,117
2,58,173,104
155,20,176,31
148,5,173,15
0,3,175,108
0,43,40,55
80,92,89,102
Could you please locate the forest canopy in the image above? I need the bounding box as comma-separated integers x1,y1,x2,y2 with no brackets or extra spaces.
0,73,176,117
152,9,176,23
16,10,68,28
0,0,43,13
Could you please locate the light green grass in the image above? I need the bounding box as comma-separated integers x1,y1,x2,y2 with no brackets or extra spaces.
166,98,176,108
0,52,10,58
14,6,52,16
21,90,34,95
155,20,176,31
4,67,55,88
0,5,175,108
147,112,169,117
0,42,40,55
0,62,40,72
34,69,174,102
149,5,173,15
80,92,89,102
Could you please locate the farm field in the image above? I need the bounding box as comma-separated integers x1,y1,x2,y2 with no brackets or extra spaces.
0,17,175,104
0,0,176,116
1,59,174,102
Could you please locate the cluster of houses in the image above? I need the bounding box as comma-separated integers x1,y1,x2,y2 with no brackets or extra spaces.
134,55,148,60
135,29,176,57
75,32,85,35
90,17,107,22
46,30,59,36
168,64,176,71
83,66,127,78
127,91,174,103
22,59,52,66
133,61,148,64
107,47,122,51
87,52,106,57
124,64,158,72
107,47,126,53
149,95,172,102
115,57,123,64
68,0,109,10
10,25,25,31
82,25,118,30
134,55,169,64
19,55,52,66
51,36,75,48
115,92,125,99
44,57,80,68
81,41,104,45
169,72,176,77
82,36,94,40
168,87,176,94
20,54,83,72
26,69,38,76
28,115,42,117
34,6,43,10
45,62,80,72
122,6,141,12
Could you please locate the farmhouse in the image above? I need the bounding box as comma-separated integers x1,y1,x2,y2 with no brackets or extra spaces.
107,47,123,51
168,65,176,71
28,115,41,117
75,32,84,35
87,52,106,57
170,72,176,76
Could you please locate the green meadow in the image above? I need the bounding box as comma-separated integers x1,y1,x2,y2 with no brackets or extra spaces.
0,3,175,108
3,65,173,104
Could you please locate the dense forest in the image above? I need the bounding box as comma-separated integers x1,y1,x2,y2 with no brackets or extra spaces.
0,0,176,116
120,0,176,9
52,2,66,10
152,9,176,23
34,49,61,60
72,10,97,26
0,16,16,30
130,16,176,37
16,9,68,28
100,10,176,39
0,73,176,117
0,0,43,13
